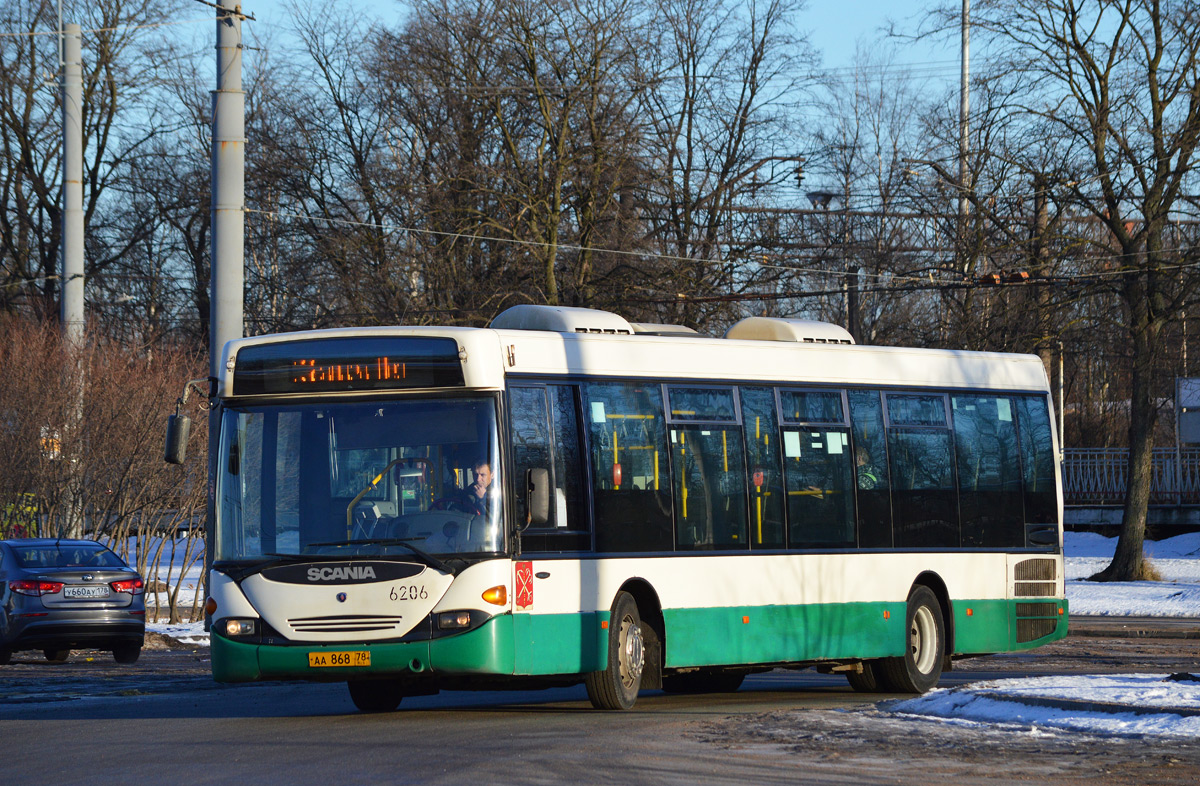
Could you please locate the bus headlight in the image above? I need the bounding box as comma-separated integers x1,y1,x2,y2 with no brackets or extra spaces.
223,618,256,637
438,611,472,630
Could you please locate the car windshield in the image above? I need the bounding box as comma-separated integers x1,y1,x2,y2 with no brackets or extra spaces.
13,544,126,569
216,396,503,562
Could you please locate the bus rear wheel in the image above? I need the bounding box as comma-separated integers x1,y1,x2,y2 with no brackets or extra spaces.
585,591,644,710
845,660,884,693
880,586,945,694
348,679,404,712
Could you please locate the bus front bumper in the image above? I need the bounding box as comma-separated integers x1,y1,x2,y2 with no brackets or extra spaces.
212,614,515,683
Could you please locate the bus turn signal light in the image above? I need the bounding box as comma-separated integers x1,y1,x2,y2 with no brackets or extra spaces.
482,585,508,606
204,597,218,616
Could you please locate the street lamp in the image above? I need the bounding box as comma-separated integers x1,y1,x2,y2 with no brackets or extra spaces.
806,190,857,341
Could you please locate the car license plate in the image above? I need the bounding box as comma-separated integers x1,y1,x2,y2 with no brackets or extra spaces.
308,650,370,668
63,585,110,599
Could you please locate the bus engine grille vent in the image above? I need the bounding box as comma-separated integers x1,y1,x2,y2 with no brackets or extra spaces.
1013,558,1058,597
1014,602,1060,643
1014,558,1057,582
288,614,404,633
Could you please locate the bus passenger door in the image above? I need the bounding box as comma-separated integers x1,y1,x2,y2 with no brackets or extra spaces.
508,384,599,674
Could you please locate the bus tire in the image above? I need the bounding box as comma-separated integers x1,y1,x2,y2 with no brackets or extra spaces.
585,591,645,710
880,586,945,694
348,679,404,712
845,660,884,693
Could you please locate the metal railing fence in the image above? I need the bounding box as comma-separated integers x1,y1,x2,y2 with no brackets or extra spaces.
1062,448,1200,505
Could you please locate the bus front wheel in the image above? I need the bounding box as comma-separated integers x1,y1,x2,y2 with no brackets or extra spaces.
880,586,945,694
348,679,404,712
585,591,645,710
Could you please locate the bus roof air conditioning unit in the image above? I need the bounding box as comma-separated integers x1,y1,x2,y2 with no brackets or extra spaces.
724,317,855,344
490,305,634,334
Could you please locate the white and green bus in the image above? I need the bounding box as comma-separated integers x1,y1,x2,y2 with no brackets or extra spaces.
183,305,1066,712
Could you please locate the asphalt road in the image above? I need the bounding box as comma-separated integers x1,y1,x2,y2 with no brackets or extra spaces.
3,635,1200,785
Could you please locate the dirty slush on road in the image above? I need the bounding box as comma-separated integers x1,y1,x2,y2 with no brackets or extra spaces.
690,638,1200,785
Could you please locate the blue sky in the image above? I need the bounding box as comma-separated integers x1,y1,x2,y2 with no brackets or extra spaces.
335,0,960,72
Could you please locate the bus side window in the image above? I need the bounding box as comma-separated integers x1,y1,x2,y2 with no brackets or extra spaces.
510,386,552,529
583,381,673,553
848,389,892,548
1015,395,1058,532
666,386,748,551
954,395,1024,548
740,386,785,549
780,390,855,549
510,384,589,552
886,393,959,548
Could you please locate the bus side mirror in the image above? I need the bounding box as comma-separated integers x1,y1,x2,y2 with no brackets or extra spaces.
164,414,192,464
525,468,549,528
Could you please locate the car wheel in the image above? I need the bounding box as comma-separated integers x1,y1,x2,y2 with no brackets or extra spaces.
348,679,404,712
879,586,945,694
113,643,142,664
43,648,70,662
585,591,645,710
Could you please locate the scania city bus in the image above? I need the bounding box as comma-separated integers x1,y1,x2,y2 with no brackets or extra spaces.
170,305,1067,711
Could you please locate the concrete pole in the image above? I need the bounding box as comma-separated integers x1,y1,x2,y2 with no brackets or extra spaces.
958,0,970,228
59,23,84,538
207,3,246,617
60,23,84,348
210,5,245,378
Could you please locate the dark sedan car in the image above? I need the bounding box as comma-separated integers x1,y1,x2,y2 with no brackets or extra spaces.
0,538,145,664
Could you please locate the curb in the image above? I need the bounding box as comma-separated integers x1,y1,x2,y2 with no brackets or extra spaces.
1068,617,1200,640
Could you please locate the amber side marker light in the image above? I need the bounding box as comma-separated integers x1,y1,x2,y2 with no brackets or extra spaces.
966,608,974,616
482,586,507,606
204,597,218,616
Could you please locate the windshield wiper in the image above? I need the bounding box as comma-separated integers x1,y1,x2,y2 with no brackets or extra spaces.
302,538,457,575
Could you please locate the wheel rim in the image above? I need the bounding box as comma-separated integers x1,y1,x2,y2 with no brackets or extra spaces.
618,613,645,690
910,605,939,675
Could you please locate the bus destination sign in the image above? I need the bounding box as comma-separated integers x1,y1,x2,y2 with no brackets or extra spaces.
233,337,465,395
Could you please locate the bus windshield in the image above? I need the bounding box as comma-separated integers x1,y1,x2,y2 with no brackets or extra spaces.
215,397,502,562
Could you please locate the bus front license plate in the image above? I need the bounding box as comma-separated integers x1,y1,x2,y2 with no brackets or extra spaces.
308,651,370,668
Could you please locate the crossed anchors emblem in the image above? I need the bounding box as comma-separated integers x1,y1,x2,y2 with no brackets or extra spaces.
515,561,534,610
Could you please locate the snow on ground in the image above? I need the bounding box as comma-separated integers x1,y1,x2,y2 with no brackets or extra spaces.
147,620,209,646
888,675,1200,738
1065,531,1200,616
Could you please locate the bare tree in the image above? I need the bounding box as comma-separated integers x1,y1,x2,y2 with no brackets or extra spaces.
958,0,1200,580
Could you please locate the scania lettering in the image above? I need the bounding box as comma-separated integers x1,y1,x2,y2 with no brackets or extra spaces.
177,306,1068,712
307,567,377,582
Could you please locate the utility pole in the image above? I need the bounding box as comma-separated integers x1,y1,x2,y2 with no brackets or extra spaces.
207,1,249,593
60,22,84,538
60,22,84,349
210,2,246,379
958,0,970,229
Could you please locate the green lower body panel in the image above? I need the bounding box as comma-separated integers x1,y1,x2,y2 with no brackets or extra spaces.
210,597,1071,683
953,597,1070,654
663,602,908,667
512,611,608,675
212,616,516,683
